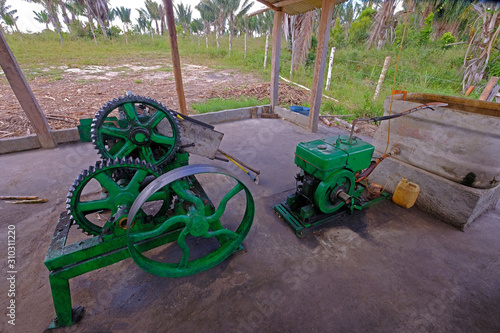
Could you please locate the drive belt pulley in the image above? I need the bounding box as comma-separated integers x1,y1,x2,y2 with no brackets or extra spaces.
126,164,255,277
91,95,181,166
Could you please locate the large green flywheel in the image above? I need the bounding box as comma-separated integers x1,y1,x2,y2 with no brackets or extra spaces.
126,164,255,277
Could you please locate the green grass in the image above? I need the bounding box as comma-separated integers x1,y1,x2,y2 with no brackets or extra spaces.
3,30,476,120
191,97,270,113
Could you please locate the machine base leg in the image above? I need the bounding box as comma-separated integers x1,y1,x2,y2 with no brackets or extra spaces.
46,306,85,331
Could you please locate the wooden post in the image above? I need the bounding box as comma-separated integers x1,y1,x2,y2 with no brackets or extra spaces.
270,9,284,111
163,0,188,115
325,47,336,90
308,0,335,132
479,76,499,101
264,33,269,69
0,31,56,148
374,56,391,100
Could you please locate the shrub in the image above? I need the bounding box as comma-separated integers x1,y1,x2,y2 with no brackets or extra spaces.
438,32,456,49
419,12,434,44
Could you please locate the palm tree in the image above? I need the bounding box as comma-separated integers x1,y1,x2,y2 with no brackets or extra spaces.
0,0,15,33
65,0,85,23
33,10,50,30
145,0,160,34
214,0,229,49
0,1,21,40
461,2,500,92
366,0,397,50
83,0,109,37
340,0,361,40
56,0,71,31
432,0,475,39
225,0,253,52
196,0,217,48
137,8,154,41
290,11,314,75
190,18,204,45
175,3,192,35
158,3,166,35
24,0,65,45
113,6,131,44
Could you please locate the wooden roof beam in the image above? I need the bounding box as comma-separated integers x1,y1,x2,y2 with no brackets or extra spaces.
248,8,271,17
255,0,279,11
273,0,303,8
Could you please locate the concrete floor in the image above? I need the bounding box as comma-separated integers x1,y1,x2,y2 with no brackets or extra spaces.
1,118,499,332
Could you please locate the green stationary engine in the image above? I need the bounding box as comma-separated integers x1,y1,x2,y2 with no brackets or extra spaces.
274,135,388,237
45,95,254,329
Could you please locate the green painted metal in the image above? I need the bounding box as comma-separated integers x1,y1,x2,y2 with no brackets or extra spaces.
274,190,389,237
294,135,375,181
91,95,181,166
46,95,255,329
127,166,254,277
45,161,255,328
77,118,93,142
276,135,386,237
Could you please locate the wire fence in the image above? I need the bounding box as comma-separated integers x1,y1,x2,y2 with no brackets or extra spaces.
329,56,463,97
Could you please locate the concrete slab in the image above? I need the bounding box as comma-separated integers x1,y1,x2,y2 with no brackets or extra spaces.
0,119,499,333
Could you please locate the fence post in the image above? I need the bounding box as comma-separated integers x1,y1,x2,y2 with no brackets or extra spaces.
374,56,391,100
325,47,336,90
264,33,269,69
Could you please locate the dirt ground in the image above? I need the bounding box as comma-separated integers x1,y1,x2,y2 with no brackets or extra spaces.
0,62,377,139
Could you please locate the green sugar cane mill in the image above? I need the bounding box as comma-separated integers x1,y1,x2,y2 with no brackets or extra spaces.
44,92,445,329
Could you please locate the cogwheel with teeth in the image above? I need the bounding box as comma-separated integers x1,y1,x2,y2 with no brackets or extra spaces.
66,157,172,236
91,95,181,167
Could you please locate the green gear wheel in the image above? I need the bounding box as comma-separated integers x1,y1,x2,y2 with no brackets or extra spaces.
91,95,180,167
66,157,171,236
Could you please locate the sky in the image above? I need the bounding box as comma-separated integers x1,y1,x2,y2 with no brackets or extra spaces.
12,0,267,33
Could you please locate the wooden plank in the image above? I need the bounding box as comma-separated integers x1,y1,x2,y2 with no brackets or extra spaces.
308,0,335,132
274,0,303,7
0,31,56,148
163,0,188,115
248,8,271,17
255,0,278,11
479,76,499,101
270,9,284,110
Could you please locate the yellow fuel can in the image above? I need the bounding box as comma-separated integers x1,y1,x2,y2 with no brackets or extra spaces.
392,177,420,208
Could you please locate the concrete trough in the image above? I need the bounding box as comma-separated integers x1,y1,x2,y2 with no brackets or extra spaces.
370,93,500,229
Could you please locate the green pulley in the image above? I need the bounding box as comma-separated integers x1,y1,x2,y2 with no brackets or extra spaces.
126,164,254,278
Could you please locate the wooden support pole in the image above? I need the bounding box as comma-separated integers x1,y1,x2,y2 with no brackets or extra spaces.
270,9,284,111
325,47,336,90
308,0,335,132
479,76,499,101
0,31,56,148
163,0,188,115
374,56,391,100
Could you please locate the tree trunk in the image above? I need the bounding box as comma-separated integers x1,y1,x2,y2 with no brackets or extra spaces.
88,17,98,45
124,26,129,45
58,0,71,32
461,3,500,91
216,30,219,49
291,11,314,70
159,5,166,35
244,32,247,59
48,11,65,45
229,13,234,52
367,0,395,50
